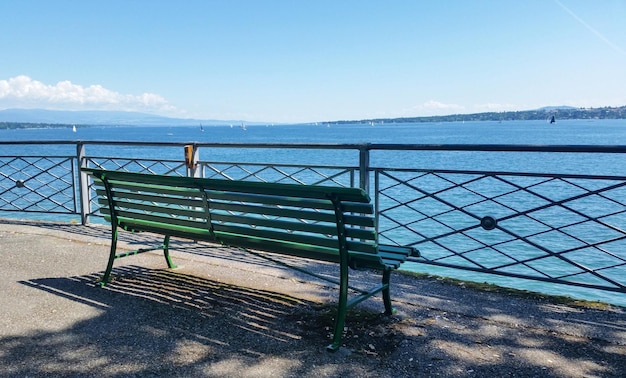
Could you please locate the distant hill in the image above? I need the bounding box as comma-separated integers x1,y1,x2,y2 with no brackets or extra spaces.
0,109,241,127
344,105,626,125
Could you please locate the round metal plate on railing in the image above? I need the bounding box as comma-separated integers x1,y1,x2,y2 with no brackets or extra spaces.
480,216,497,230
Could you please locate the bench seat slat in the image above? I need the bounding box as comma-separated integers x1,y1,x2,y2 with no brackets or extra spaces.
378,244,419,256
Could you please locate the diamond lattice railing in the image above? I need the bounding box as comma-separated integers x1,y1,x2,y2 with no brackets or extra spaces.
375,169,626,292
85,158,188,217
202,162,356,187
88,158,187,176
0,157,76,213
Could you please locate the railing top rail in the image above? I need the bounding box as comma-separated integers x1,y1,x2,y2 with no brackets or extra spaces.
0,140,362,149
366,143,626,153
3,140,626,153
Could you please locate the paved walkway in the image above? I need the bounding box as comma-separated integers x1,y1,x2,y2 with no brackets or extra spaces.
1,219,625,377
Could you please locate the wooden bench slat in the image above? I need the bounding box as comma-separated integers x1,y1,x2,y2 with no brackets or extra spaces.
206,191,374,215
346,240,378,255
212,223,341,250
340,202,375,215
213,232,342,263
210,200,375,229
97,188,206,208
99,201,206,223
207,200,336,222
343,213,376,227
106,180,203,197
116,210,209,230
116,216,213,239
210,213,339,236
88,169,370,202
206,190,337,210
202,179,370,203
105,199,206,218
113,191,204,207
344,226,377,241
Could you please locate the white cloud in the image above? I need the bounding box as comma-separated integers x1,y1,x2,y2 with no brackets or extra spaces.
421,100,464,111
404,100,465,116
0,75,177,114
472,103,519,112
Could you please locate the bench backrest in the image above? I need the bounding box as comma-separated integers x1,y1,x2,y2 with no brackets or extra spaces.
84,168,383,267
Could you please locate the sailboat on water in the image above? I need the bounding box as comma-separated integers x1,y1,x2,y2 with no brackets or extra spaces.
200,124,204,132
549,115,556,124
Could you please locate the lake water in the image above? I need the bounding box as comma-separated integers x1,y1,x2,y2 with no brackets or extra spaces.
5,118,626,145
2,118,626,306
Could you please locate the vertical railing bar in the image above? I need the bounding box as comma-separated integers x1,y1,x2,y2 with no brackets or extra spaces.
77,142,91,225
358,143,370,193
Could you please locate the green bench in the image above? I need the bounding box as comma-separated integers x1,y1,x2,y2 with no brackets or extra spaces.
82,168,419,351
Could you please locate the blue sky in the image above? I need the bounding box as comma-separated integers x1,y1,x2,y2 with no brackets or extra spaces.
1,0,625,123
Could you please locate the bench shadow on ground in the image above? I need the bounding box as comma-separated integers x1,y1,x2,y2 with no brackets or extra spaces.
9,265,409,377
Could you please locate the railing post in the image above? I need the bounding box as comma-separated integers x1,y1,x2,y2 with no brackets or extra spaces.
77,142,91,225
185,144,201,178
358,144,370,193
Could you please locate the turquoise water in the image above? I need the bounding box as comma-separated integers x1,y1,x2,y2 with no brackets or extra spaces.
2,119,626,306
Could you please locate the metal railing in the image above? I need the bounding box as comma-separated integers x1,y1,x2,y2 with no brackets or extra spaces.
1,140,625,301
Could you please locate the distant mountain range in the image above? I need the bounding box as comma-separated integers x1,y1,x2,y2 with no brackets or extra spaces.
0,109,242,127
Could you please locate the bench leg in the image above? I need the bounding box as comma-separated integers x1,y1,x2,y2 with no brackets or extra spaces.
162,235,177,269
327,259,350,352
100,225,118,287
382,269,395,315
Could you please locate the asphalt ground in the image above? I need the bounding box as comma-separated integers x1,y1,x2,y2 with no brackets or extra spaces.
1,219,625,377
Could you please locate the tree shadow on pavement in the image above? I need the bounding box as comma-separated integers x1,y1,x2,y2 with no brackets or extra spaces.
2,220,626,377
